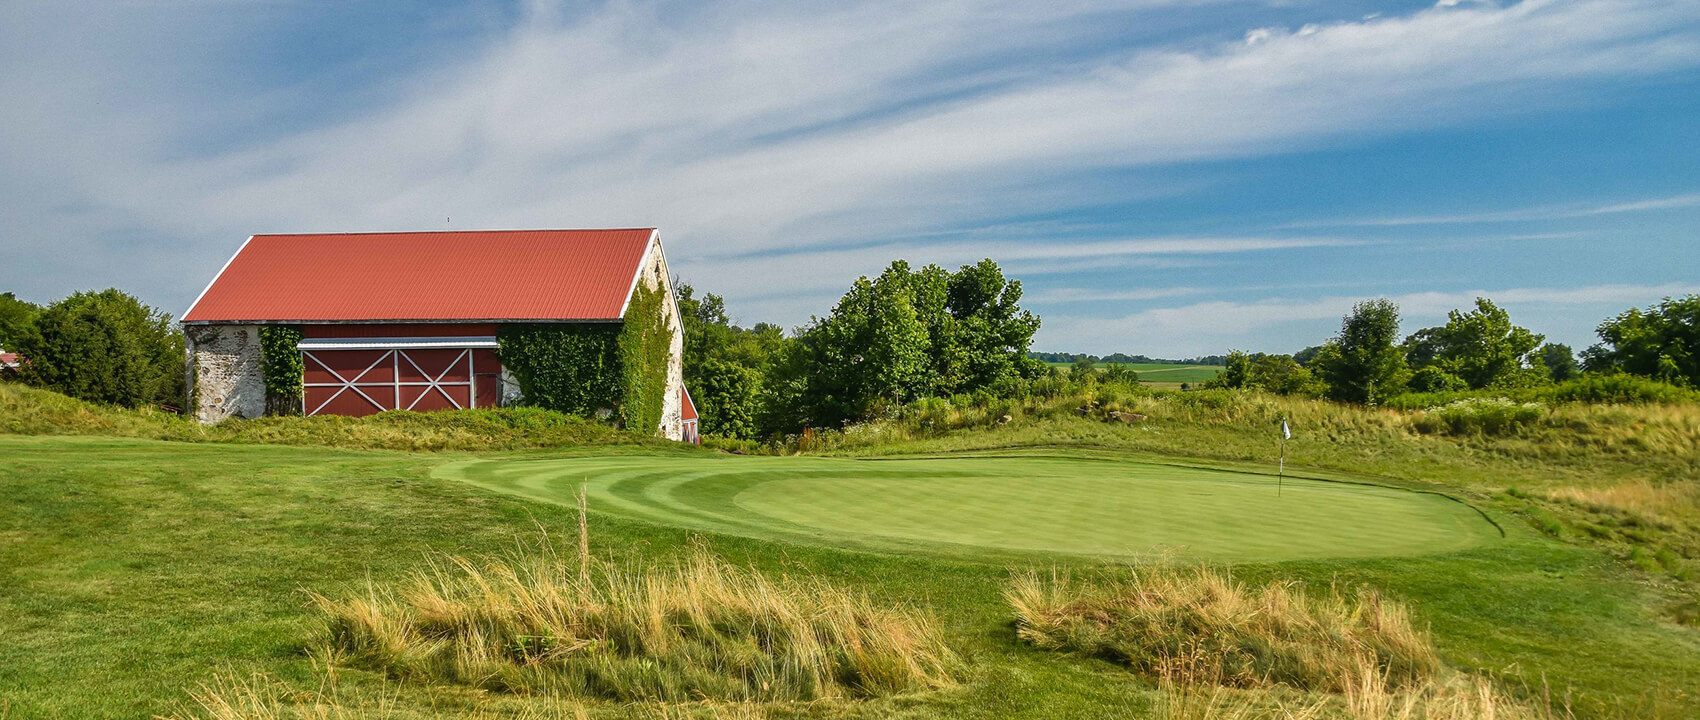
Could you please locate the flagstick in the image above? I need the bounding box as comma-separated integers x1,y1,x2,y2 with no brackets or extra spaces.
1277,434,1285,498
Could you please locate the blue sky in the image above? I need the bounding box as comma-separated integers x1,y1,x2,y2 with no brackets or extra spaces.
2,0,1698,357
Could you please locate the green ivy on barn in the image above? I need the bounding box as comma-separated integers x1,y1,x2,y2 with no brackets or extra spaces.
497,281,673,433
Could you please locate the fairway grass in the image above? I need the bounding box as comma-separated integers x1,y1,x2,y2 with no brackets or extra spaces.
435,455,1499,562
5,435,1698,718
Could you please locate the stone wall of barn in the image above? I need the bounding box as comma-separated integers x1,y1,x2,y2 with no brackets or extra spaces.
637,237,688,442
185,324,266,423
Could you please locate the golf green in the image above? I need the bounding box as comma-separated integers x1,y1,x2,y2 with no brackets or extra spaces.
435,454,1499,562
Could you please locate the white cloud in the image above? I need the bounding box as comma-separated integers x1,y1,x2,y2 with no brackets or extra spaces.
2,0,1698,331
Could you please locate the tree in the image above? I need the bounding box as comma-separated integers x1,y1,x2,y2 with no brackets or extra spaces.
16,289,184,408
1210,350,1321,396
945,259,1043,392
789,258,1041,428
0,291,40,351
1292,345,1324,367
1313,299,1409,405
1101,363,1139,385
1585,295,1700,386
1430,298,1544,389
1536,343,1580,382
674,282,790,440
796,273,930,427
1068,356,1098,383
695,358,761,438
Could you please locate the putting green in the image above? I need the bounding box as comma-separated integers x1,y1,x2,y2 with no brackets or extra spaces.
435,454,1498,562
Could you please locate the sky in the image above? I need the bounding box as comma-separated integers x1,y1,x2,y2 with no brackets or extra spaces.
2,0,1698,357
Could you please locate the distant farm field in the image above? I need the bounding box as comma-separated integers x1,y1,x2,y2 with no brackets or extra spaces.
1040,361,1224,386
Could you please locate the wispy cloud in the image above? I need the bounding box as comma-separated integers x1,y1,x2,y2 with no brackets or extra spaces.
1039,282,1700,355
1287,192,1700,228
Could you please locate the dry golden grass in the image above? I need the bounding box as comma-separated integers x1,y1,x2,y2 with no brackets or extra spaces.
1157,654,1578,720
1006,566,1440,693
1546,481,1700,525
309,544,959,703
164,672,590,720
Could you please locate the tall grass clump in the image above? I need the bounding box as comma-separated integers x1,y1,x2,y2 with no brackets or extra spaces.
1005,566,1439,693
1412,398,1546,436
310,546,959,702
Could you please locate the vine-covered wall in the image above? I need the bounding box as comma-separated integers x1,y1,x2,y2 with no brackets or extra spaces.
495,280,673,434
258,325,303,416
617,282,672,433
495,323,623,418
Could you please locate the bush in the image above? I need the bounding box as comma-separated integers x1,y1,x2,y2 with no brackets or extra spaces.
15,289,184,409
1409,365,1467,393
1542,373,1699,405
1414,398,1546,436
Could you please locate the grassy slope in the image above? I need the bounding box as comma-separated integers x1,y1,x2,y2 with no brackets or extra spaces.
3,434,1698,718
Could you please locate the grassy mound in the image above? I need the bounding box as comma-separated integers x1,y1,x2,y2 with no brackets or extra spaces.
0,382,659,451
312,547,960,702
1006,566,1439,693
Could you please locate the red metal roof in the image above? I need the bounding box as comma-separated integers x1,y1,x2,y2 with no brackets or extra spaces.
183,229,656,323
0,352,18,368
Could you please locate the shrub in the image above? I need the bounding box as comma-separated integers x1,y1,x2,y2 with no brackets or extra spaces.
15,288,184,408
1006,565,1440,693
1409,366,1467,393
1414,398,1546,436
312,547,959,701
1541,373,1698,405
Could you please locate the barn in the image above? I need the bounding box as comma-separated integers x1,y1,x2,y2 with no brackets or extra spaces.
181,228,693,441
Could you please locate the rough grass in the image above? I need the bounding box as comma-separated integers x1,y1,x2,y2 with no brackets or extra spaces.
166,672,765,720
0,382,659,451
1159,672,1578,720
311,544,960,702
1005,565,1440,693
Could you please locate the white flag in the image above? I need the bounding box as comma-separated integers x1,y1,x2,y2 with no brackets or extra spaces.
1281,419,1291,440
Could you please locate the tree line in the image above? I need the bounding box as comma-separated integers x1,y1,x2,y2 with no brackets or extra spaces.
4,269,1698,430
1206,295,1700,404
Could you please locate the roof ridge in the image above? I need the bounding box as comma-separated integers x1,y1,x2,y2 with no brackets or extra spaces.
251,228,656,237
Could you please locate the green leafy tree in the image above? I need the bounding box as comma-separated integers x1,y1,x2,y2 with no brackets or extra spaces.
790,258,1040,428
1535,343,1580,383
1408,365,1467,393
675,283,792,440
695,358,761,438
1429,298,1544,389
16,289,184,408
1313,299,1409,405
1068,356,1098,383
800,273,930,426
946,259,1043,392
1585,295,1700,386
0,291,40,352
1209,350,1321,395
1101,363,1139,385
